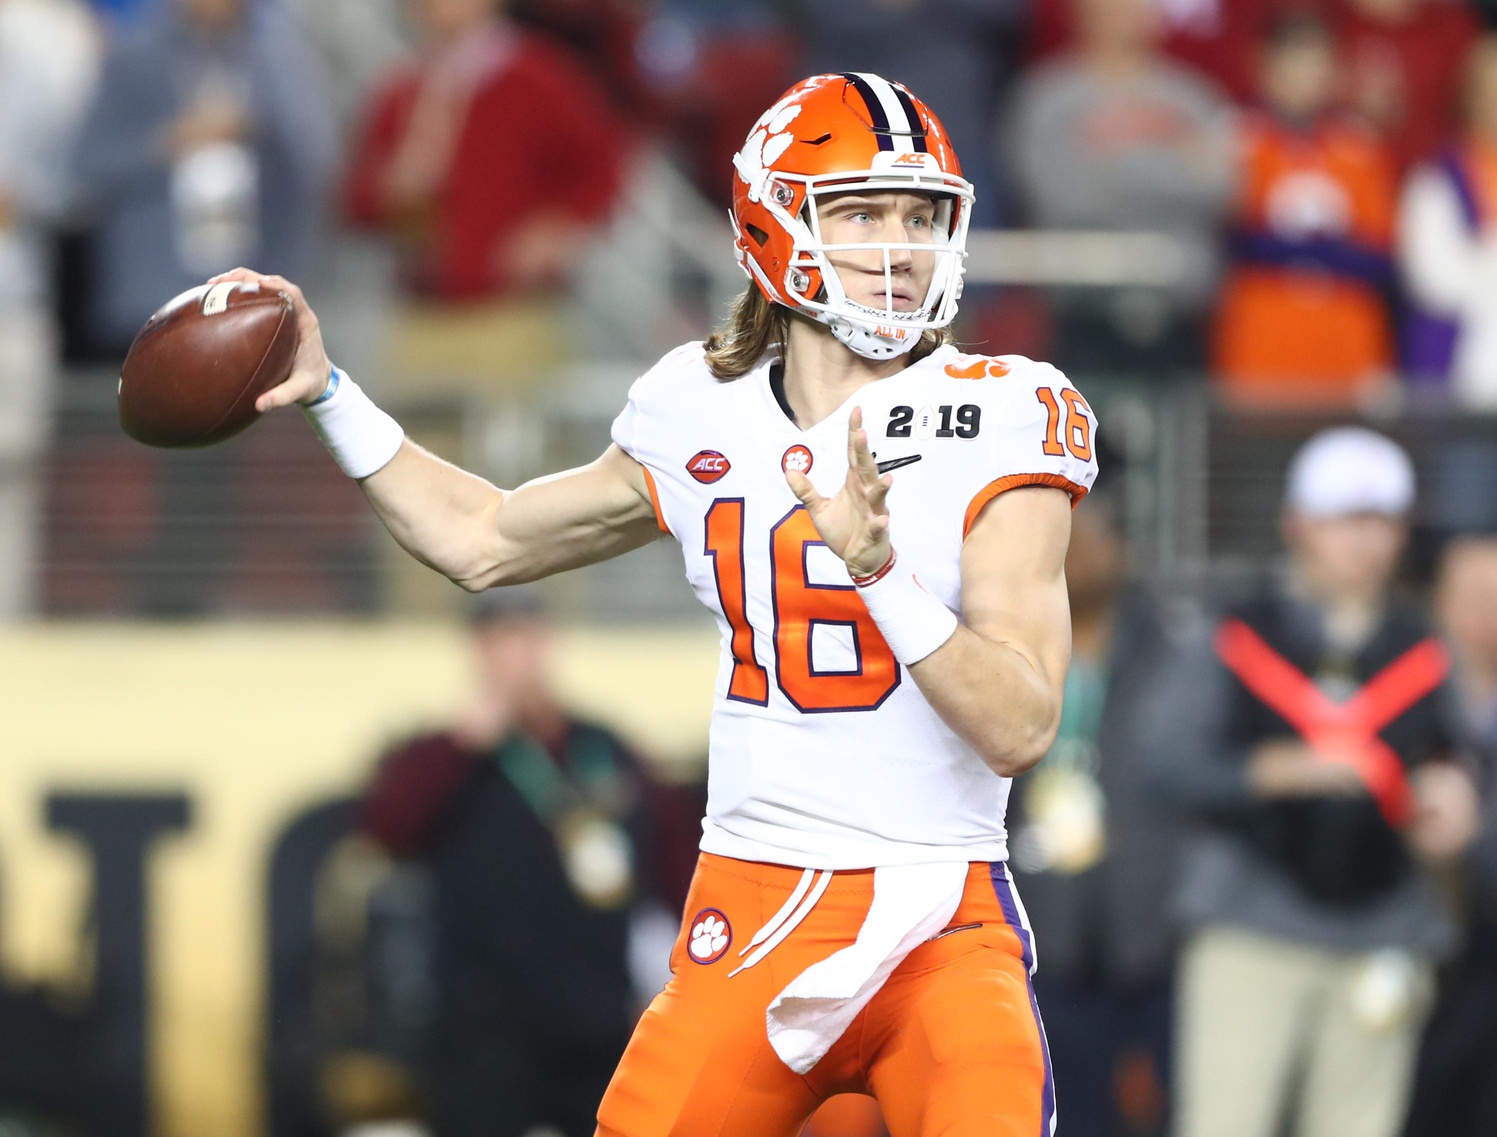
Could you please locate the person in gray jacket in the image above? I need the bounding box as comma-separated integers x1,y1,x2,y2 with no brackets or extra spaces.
1150,428,1481,1137
1008,0,1235,378
67,0,338,614
71,0,337,355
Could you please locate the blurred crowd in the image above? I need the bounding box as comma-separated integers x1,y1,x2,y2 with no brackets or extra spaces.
12,0,1497,393
7,0,1497,616
6,1,1497,1137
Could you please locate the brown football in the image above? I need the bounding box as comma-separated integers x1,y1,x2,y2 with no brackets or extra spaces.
118,281,298,448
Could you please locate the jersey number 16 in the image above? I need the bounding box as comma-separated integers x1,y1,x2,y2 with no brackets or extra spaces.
704,501,900,714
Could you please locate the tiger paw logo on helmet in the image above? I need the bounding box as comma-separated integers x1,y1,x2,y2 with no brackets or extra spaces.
732,100,803,202
729,73,975,363
688,908,731,964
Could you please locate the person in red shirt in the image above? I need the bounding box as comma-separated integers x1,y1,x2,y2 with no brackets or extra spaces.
345,0,630,302
1335,0,1480,174
1213,9,1399,404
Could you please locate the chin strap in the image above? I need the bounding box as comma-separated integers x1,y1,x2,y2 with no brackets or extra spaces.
821,301,930,361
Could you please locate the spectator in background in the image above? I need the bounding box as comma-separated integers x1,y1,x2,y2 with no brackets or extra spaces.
71,0,337,357
357,587,691,1137
1213,10,1398,406
64,0,336,617
0,0,96,619
1009,0,1235,378
344,0,629,303
1335,0,1480,174
1403,533,1497,1137
1151,427,1480,1137
510,0,653,123
1437,535,1497,755
1028,0,1270,103
1399,33,1497,405
623,0,796,214
799,0,1026,227
1007,491,1184,1137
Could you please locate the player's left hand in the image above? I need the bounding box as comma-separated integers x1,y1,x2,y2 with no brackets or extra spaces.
786,407,893,578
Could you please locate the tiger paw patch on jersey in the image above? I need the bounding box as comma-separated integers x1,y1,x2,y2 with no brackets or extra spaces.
781,445,813,475
688,908,732,963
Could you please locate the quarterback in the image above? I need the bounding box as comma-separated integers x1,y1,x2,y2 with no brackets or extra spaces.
218,73,1096,1136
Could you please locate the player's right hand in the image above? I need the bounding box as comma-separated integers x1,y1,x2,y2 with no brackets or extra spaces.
207,267,333,410
786,406,894,578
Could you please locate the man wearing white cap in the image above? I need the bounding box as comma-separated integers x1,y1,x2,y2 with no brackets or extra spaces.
1150,426,1481,1137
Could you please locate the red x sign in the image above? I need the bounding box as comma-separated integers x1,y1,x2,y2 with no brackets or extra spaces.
1214,618,1449,828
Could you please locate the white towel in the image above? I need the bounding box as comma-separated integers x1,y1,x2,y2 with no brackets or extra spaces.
765,862,967,1074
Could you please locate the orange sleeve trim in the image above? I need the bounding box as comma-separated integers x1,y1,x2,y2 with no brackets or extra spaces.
641,466,671,535
962,473,1090,539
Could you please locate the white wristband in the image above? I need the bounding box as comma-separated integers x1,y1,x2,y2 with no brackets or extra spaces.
301,367,405,479
854,553,959,665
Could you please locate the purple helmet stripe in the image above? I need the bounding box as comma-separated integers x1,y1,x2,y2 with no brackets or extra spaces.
840,73,894,150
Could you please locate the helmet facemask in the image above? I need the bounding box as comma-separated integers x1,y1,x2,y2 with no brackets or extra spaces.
745,168,974,361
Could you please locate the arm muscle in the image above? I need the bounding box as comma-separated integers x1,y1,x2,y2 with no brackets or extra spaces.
908,486,1074,776
360,440,663,590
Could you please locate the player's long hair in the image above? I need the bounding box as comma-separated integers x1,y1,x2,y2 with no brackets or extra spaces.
703,286,951,381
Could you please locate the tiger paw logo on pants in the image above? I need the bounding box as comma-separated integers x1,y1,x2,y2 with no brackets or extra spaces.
688,908,731,963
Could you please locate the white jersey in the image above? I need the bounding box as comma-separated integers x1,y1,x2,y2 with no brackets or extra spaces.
611,342,1099,869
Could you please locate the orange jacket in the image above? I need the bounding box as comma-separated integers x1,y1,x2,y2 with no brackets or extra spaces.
1213,113,1397,401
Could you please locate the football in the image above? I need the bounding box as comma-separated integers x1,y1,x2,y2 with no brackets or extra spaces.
118,281,298,448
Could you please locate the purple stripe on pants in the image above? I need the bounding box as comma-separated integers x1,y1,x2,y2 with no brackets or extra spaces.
990,862,1056,1137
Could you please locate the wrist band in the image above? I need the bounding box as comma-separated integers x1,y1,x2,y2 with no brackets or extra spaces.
301,366,405,479
850,550,898,587
308,365,340,406
854,550,959,665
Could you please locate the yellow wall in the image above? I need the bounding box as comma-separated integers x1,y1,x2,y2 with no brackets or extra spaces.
0,622,718,1137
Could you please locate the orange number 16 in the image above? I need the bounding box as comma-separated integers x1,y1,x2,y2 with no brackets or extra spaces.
1036,387,1093,462
704,502,900,713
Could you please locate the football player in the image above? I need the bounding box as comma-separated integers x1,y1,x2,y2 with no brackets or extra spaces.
215,72,1097,1136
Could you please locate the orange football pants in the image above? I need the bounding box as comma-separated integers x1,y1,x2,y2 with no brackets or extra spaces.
596,854,1054,1137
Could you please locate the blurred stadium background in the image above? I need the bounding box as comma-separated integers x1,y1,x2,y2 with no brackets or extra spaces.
5,0,1497,1136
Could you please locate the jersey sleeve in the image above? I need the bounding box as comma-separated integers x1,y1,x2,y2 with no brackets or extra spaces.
609,374,646,460
609,343,704,537
961,356,1099,540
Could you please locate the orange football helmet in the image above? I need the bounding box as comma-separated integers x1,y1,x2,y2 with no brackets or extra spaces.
730,73,975,360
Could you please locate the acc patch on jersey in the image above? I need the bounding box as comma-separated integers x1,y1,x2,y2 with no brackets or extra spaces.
688,908,732,963
781,445,813,475
687,450,731,484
